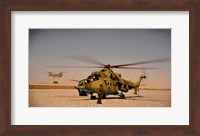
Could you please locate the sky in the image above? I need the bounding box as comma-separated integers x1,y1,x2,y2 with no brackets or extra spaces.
29,29,171,88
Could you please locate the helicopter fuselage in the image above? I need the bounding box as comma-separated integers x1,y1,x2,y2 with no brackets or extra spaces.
75,68,146,97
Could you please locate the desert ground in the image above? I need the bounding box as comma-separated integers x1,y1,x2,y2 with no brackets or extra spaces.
29,89,171,107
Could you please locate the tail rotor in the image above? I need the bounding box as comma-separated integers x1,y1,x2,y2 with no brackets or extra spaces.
141,68,149,87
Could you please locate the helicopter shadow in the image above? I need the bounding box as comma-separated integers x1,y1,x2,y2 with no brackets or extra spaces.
53,95,79,98
84,95,144,101
84,97,119,101
125,95,144,100
129,95,144,98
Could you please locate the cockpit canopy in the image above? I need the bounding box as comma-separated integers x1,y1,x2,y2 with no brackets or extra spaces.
87,75,100,82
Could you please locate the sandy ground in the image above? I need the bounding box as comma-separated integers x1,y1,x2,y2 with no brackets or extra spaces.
29,89,171,107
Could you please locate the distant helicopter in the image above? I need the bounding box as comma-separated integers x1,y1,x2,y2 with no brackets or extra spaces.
47,71,67,84
49,55,170,104
47,71,66,78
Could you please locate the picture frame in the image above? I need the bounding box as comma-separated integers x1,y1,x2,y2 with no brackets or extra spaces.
0,0,199,136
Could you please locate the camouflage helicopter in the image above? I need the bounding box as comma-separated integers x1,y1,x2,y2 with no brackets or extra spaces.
72,71,147,98
49,55,170,104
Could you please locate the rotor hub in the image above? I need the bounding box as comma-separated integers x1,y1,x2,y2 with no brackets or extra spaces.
105,64,111,69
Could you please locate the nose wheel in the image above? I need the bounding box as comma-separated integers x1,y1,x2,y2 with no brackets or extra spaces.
119,94,125,99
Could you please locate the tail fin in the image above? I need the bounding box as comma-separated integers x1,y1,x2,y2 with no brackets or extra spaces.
136,75,146,85
134,75,146,94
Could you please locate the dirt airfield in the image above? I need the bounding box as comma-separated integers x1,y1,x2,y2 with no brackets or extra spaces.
29,89,171,107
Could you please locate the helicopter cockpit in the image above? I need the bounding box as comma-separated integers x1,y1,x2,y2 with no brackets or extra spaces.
87,75,100,83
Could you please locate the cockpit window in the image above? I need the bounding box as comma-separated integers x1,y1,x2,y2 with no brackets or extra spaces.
87,75,100,82
93,75,99,81
87,79,90,83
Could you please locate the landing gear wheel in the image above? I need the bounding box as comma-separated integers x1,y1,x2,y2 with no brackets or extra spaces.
91,96,96,99
119,94,125,99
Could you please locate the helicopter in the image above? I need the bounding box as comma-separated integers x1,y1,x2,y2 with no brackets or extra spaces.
47,71,66,78
47,71,67,84
72,72,146,98
49,55,170,104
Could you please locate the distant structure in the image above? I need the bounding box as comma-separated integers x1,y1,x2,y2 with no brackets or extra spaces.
47,72,66,84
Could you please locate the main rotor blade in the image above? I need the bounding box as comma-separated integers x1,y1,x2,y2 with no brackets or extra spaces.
71,79,80,82
113,67,159,69
111,58,170,68
46,65,103,68
64,55,105,66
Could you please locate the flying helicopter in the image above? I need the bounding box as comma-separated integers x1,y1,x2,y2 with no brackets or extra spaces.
48,55,170,104
47,71,67,84
47,71,66,78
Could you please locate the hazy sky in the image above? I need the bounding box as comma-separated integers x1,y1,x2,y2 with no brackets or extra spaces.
29,29,171,88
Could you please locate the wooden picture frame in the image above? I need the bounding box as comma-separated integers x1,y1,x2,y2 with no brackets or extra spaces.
0,0,199,135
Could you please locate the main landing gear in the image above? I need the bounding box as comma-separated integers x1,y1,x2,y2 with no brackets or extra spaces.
119,94,125,99
90,94,96,99
90,92,106,104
